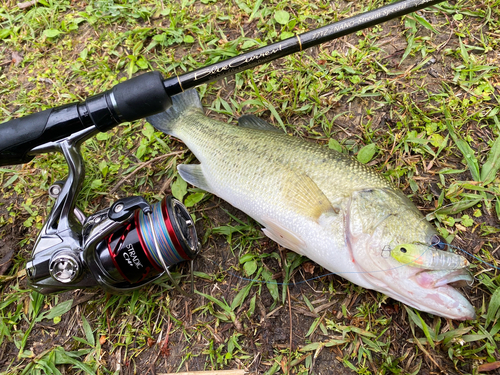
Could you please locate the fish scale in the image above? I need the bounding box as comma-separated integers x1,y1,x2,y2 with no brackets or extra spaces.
177,110,389,199
148,89,475,320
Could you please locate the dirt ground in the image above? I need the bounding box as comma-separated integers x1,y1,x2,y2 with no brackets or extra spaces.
1,0,500,374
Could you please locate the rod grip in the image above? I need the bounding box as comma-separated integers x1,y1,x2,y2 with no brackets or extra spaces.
0,106,79,167
111,71,171,123
0,72,171,167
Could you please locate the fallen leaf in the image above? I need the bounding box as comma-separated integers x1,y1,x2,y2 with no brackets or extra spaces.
384,303,400,315
302,262,315,274
147,337,155,347
18,0,37,9
12,51,23,66
160,321,172,357
478,362,500,372
0,247,14,276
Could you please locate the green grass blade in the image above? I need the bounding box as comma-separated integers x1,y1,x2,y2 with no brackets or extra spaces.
262,269,279,304
36,299,73,323
480,136,500,184
459,38,470,64
486,288,500,327
248,0,263,21
81,315,95,347
496,197,500,221
445,116,481,182
434,198,481,215
195,290,232,314
404,306,435,348
456,138,480,181
401,33,415,65
53,347,96,374
413,13,438,33
230,269,260,311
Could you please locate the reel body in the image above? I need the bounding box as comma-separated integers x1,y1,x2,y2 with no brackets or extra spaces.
26,127,199,295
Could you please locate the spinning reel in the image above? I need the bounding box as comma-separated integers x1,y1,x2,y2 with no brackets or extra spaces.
25,125,199,295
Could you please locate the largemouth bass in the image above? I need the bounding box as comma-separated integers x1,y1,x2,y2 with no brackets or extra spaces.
148,90,475,320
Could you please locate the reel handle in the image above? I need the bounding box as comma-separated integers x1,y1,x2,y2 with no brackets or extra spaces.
0,71,171,167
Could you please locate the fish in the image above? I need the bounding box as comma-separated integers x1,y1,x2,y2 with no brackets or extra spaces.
147,89,475,320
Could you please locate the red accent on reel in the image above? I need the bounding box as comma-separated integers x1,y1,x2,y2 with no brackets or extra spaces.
107,223,134,283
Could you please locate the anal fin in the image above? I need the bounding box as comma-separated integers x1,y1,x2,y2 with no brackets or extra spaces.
261,218,306,255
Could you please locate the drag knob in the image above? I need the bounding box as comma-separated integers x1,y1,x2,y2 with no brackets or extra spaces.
49,250,81,283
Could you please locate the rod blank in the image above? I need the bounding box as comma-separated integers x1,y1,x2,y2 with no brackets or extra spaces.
163,0,445,96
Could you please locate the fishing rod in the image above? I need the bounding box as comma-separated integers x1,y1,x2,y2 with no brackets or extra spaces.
0,0,445,295
0,0,444,167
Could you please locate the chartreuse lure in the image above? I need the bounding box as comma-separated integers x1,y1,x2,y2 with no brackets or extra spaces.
391,243,469,270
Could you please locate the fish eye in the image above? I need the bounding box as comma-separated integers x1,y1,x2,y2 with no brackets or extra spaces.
431,234,448,251
400,247,407,253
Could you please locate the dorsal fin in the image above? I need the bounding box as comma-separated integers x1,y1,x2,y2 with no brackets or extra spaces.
238,115,283,133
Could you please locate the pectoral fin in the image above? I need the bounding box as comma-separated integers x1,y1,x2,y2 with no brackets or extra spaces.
177,164,213,194
282,171,338,223
261,171,339,253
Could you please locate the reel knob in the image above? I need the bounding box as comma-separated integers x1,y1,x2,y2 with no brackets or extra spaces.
49,250,81,283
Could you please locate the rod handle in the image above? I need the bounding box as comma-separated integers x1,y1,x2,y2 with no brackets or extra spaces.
0,71,171,167
0,107,61,167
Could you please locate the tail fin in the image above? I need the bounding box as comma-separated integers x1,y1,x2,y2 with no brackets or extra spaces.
147,89,203,136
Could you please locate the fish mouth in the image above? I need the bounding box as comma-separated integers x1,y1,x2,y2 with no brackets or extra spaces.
412,268,474,289
343,204,475,319
405,268,476,320
346,245,476,319
348,260,476,320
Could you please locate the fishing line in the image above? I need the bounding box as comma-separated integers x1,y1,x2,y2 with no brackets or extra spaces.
447,243,500,272
200,242,497,287
138,199,193,269
200,255,341,286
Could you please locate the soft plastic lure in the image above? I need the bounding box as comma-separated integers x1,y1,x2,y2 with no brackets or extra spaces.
391,243,469,270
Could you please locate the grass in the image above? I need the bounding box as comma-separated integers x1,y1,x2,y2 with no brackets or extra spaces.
0,0,499,373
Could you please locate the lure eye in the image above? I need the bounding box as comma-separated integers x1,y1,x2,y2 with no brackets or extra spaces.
431,234,448,251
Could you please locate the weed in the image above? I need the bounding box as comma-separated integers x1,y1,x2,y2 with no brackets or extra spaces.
1,0,499,374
